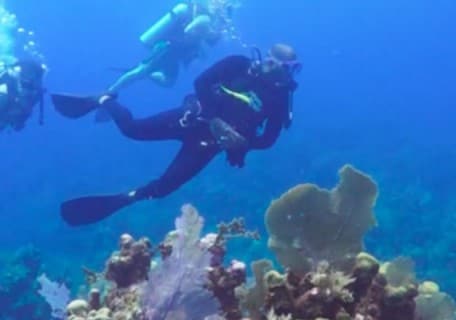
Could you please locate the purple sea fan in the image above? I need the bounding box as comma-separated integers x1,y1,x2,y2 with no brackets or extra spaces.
37,273,70,319
142,204,220,320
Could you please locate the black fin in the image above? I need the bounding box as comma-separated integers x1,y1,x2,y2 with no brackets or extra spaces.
61,194,134,226
51,93,98,119
94,108,112,123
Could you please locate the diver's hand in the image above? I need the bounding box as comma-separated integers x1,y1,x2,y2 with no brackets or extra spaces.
209,118,247,150
226,149,246,168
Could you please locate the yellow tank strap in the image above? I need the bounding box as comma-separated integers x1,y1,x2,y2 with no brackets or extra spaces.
220,85,252,105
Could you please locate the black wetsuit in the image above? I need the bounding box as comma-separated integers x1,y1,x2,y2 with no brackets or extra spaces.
103,55,297,200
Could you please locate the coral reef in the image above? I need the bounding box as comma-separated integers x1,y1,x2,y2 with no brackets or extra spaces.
52,205,253,320
265,165,378,273
37,165,455,320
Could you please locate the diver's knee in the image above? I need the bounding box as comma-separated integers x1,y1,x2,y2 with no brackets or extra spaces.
131,63,151,77
135,181,172,200
149,71,177,88
172,3,190,17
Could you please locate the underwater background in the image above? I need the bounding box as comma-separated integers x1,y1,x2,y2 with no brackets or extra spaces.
0,0,455,317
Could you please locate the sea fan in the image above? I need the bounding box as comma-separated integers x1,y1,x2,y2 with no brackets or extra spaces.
142,204,220,320
37,273,70,319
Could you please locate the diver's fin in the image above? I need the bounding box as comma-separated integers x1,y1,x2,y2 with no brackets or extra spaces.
61,194,134,226
94,108,112,123
51,93,98,119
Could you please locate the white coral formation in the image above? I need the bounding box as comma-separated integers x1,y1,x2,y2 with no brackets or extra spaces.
37,273,71,319
67,299,90,319
266,309,292,320
265,164,378,273
87,307,111,320
310,261,355,303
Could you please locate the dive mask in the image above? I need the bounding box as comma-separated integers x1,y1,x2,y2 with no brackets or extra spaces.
263,55,302,77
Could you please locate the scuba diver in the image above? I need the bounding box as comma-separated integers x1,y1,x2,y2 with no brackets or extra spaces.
52,43,301,226
0,58,45,132
107,0,237,93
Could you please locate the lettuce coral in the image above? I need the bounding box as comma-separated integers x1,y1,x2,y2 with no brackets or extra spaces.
265,164,378,273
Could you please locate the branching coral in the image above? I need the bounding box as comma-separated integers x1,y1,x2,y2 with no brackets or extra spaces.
309,261,355,303
207,260,247,320
105,234,152,288
259,252,421,320
265,165,378,273
263,261,356,319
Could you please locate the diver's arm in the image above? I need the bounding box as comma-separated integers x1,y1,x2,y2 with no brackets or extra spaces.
194,55,250,115
184,14,211,35
250,89,291,149
249,116,283,149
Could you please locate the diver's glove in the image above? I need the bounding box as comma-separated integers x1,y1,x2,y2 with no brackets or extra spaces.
208,118,248,168
209,118,247,151
226,149,247,168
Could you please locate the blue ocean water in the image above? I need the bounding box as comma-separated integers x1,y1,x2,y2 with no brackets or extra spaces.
1,0,455,309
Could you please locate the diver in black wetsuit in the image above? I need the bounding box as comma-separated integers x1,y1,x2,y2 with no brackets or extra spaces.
51,43,301,226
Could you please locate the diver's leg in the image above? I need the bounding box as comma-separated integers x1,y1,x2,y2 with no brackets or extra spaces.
102,100,187,141
131,141,219,200
107,63,150,94
149,59,179,88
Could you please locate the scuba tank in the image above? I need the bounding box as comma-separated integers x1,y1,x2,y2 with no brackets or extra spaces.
140,3,191,47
